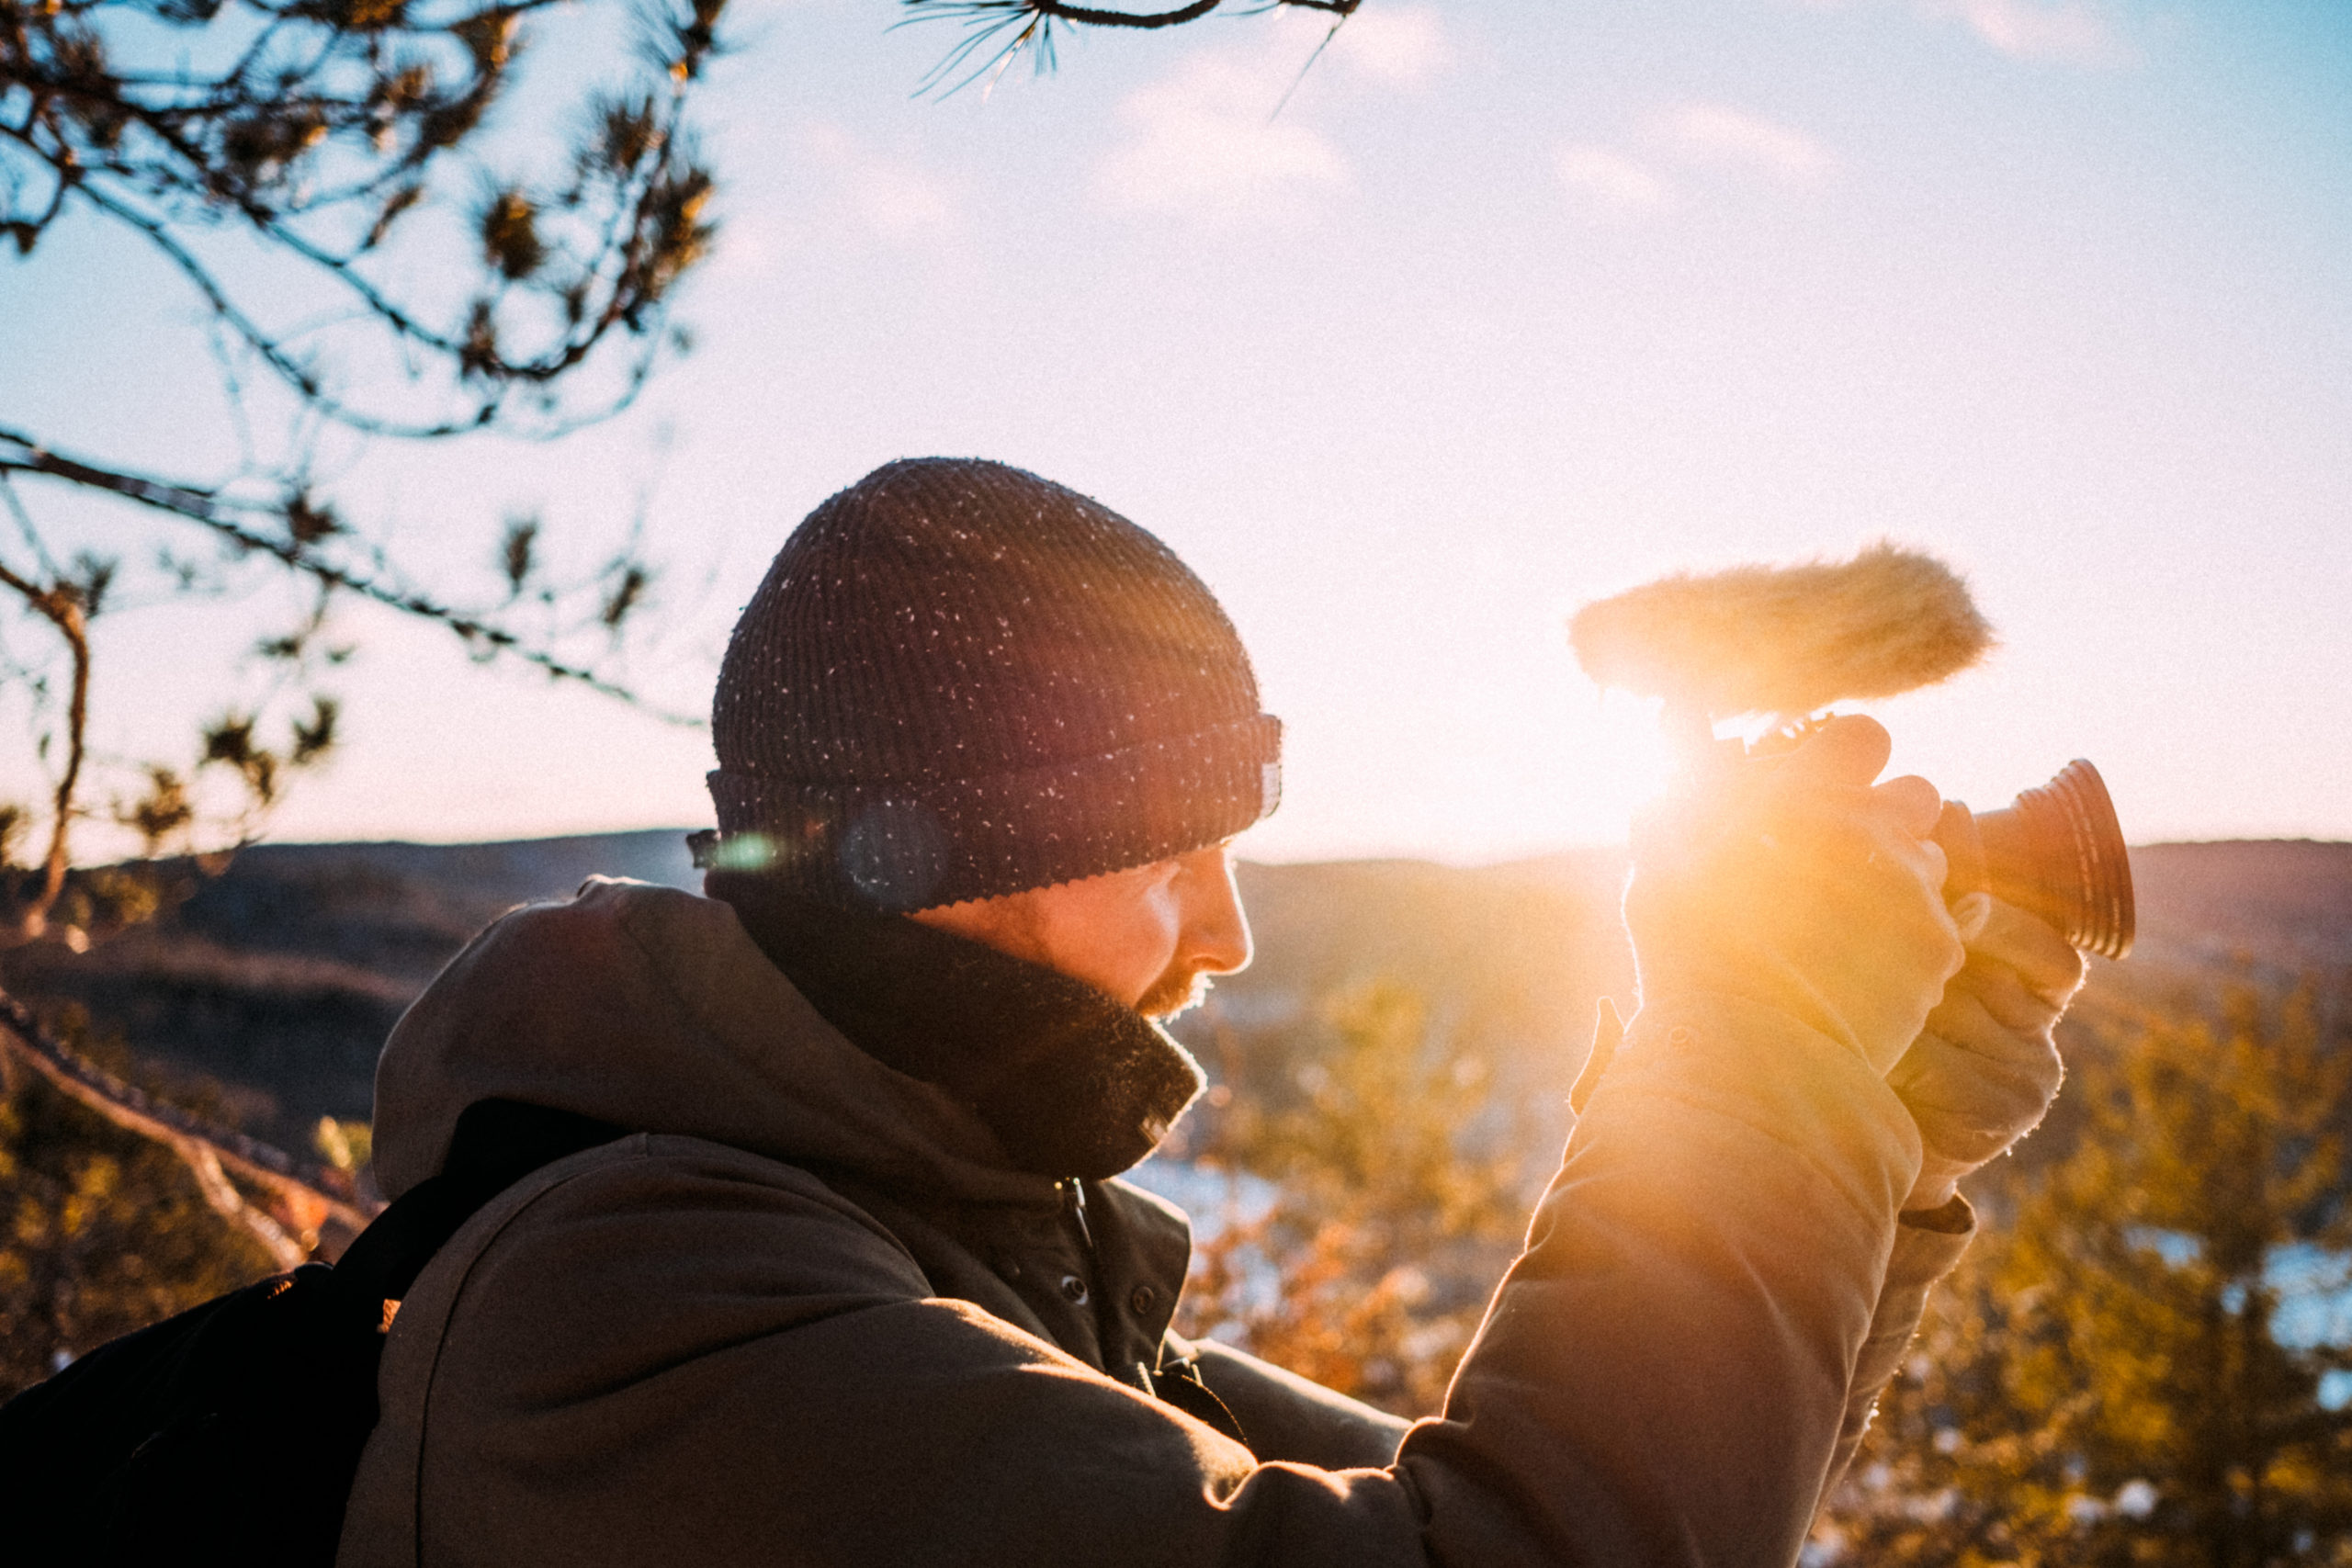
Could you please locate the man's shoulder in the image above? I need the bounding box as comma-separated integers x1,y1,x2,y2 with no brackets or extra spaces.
377,1133,940,1428
462,874,738,969
461,1130,934,1296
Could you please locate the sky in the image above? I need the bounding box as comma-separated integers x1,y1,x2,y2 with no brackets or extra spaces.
3,0,2349,864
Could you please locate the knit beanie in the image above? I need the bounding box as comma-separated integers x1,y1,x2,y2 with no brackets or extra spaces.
705,458,1282,912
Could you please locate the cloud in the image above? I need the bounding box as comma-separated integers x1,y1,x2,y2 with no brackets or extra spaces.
1092,8,1448,221
1657,103,1835,184
1804,0,2133,65
704,215,781,282
1937,0,2122,63
1554,144,1679,220
1326,6,1452,89
1555,102,1831,222
701,121,952,279
799,121,956,240
1094,52,1350,219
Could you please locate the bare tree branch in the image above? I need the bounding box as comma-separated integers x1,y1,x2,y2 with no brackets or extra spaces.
0,557,89,939
0,984,376,1267
6,0,722,442
0,427,702,725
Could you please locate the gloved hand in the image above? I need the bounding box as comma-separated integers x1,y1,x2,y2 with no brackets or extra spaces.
1623,715,1965,1077
1888,896,2085,1212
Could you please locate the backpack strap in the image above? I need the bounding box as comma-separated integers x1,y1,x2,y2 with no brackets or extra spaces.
335,1100,628,1310
0,1100,628,1568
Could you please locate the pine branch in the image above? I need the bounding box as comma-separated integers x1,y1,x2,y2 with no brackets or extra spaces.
992,0,1222,28
899,0,1361,96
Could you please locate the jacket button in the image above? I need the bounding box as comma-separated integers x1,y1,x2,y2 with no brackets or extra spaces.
1059,1274,1090,1305
1129,1285,1156,1315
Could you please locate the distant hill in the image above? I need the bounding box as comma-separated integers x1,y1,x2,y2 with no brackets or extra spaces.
2123,840,2352,974
3,834,2342,1153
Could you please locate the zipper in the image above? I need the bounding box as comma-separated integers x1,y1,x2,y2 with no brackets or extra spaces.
1060,1177,1095,1255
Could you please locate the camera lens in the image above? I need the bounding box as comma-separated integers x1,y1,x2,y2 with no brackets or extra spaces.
1934,761,2134,960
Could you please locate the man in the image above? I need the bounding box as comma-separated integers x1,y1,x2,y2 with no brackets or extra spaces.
339,458,2081,1567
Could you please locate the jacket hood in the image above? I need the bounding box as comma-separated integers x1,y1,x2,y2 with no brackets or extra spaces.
369,878,1057,1207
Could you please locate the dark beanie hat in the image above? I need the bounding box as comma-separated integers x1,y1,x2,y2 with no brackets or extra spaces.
705,458,1282,911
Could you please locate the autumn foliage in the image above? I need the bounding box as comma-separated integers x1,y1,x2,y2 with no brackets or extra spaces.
0,1020,276,1394
1824,979,2352,1566
1173,979,1532,1416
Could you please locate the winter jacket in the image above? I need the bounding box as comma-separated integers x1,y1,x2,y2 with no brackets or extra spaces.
337,878,1969,1568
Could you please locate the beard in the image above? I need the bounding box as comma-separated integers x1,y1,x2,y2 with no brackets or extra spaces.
1136,965,1214,1021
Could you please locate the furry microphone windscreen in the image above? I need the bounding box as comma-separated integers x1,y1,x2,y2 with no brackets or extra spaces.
1568,543,1996,720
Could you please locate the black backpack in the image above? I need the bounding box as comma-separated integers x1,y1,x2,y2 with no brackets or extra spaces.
0,1100,623,1567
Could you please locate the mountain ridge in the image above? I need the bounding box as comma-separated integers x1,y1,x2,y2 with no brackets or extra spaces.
2,834,2339,1152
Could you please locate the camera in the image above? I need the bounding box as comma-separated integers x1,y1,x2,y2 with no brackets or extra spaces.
1571,544,2134,960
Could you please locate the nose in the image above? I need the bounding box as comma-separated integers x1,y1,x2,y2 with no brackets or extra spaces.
1176,844,1252,977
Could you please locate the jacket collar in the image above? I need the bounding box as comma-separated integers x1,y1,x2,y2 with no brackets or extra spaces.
707,873,1205,1181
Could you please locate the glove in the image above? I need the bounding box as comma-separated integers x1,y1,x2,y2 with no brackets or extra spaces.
1623,715,1966,1077
1888,895,2086,1212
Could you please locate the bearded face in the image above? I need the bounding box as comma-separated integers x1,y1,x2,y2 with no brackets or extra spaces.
911,842,1251,1021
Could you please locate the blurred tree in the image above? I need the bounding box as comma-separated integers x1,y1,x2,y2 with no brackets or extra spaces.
1176,979,1533,1416
0,1012,277,1399
2,0,726,938
1824,980,2352,1567
1,0,729,1272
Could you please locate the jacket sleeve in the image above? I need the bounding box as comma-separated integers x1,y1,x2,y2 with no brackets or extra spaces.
1179,1335,1412,1470
345,996,1921,1568
1176,1156,1969,1505
1181,1130,1971,1495
1815,1198,1973,1507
